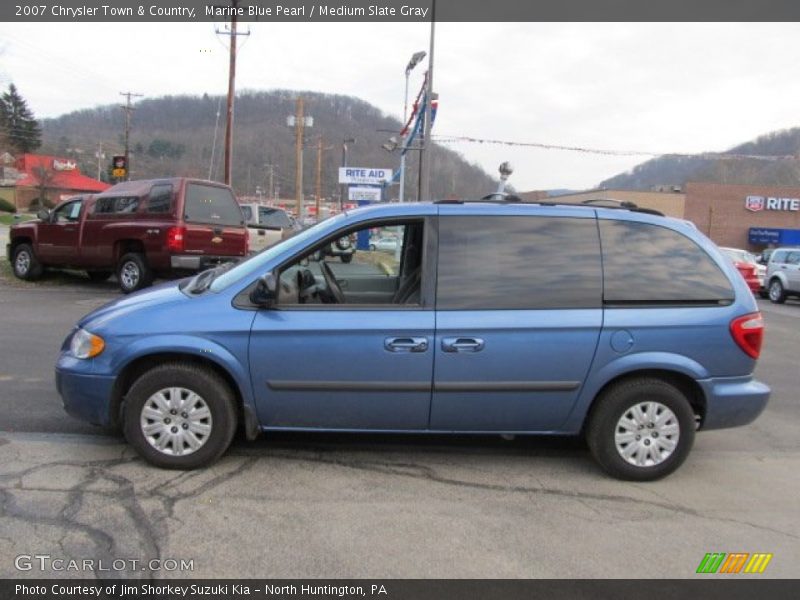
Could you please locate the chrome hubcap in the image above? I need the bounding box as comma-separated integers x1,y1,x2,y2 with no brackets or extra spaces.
120,262,140,289
614,401,679,468
140,387,213,456
15,251,30,274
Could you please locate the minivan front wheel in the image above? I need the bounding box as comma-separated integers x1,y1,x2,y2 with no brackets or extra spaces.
123,363,237,469
768,279,786,304
586,378,695,481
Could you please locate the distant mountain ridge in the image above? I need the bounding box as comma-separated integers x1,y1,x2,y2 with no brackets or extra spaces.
599,128,800,190
38,90,497,200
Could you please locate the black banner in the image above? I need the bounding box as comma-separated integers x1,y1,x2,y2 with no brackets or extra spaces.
3,580,800,600
4,0,800,22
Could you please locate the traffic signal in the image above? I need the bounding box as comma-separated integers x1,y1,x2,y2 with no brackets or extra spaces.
112,155,127,179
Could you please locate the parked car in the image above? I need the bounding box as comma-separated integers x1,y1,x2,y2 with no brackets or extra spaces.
8,178,248,293
56,200,768,480
719,247,766,297
239,203,293,254
369,236,399,252
765,247,800,303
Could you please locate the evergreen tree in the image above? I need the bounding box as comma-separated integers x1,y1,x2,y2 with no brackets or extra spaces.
0,84,42,154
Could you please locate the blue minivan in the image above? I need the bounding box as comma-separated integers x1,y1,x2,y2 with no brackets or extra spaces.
56,200,770,480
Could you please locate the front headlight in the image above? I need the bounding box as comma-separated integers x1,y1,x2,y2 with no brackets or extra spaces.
70,328,105,359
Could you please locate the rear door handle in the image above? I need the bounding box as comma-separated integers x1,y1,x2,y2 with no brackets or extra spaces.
385,337,428,353
441,337,485,353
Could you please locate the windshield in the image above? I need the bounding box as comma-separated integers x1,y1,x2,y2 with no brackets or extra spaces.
208,213,346,293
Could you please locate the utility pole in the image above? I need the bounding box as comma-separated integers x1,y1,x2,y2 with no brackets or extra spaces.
264,162,276,202
216,0,250,186
119,91,143,182
315,135,323,220
94,142,105,181
295,97,304,220
287,97,313,220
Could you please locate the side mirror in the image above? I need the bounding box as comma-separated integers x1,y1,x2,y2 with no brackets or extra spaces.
37,208,51,222
250,271,278,307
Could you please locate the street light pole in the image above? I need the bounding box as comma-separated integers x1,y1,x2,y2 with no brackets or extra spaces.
399,50,426,204
418,1,436,202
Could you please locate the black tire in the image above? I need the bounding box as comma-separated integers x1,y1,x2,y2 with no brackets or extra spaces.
117,252,152,294
586,378,695,481
369,244,376,251
768,279,786,304
123,362,238,469
341,254,353,264
11,243,43,281
87,270,113,282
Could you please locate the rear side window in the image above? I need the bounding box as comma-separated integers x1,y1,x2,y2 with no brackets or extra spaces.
93,196,140,214
147,184,173,213
183,184,244,227
599,220,734,305
437,216,602,310
259,207,292,229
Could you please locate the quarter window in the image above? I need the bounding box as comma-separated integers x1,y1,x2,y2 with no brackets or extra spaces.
437,216,602,310
599,220,734,304
147,184,173,213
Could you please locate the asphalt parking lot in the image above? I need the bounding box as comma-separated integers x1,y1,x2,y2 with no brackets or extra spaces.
0,270,798,579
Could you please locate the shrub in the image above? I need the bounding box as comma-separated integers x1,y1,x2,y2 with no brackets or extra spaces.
0,197,16,213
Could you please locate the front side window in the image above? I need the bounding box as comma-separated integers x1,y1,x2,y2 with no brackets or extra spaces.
53,199,82,222
276,220,424,307
600,220,734,305
184,183,244,227
437,215,602,310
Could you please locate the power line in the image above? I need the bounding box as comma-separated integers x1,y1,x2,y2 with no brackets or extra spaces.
431,134,798,162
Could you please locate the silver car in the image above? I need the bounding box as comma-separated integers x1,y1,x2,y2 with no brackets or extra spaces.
766,247,800,303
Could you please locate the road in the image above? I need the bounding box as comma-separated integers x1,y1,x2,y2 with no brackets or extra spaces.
0,278,798,578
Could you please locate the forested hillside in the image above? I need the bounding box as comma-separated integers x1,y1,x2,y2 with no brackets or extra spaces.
599,128,800,190
39,90,496,200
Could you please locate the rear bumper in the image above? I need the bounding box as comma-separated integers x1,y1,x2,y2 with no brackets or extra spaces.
170,254,242,271
699,376,770,430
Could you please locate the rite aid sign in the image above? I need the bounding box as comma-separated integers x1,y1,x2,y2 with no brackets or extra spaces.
745,195,800,212
339,167,392,185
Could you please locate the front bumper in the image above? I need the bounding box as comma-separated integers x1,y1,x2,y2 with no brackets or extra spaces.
170,254,241,271
56,359,117,427
699,376,770,430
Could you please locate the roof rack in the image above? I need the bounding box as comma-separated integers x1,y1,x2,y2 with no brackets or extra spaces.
435,194,665,217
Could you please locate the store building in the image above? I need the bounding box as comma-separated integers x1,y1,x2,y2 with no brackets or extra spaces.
0,153,110,210
684,182,800,251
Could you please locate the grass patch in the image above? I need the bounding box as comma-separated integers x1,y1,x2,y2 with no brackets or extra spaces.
0,213,34,226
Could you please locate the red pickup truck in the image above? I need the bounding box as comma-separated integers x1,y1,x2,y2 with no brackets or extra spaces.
7,177,248,293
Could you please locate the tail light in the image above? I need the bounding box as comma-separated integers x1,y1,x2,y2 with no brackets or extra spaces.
730,312,764,359
166,226,185,253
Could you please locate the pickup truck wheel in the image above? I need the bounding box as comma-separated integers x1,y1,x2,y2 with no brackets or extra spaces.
12,243,43,280
123,362,237,469
87,270,112,282
586,378,695,481
117,253,152,294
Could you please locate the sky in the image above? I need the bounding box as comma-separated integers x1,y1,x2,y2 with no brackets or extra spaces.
2,21,800,192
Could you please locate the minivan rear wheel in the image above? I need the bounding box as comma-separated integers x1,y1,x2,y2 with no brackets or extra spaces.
123,363,237,469
768,279,786,304
117,253,152,294
586,378,695,481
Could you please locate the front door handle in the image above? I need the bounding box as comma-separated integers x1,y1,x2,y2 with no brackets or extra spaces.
441,337,485,353
385,337,428,353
